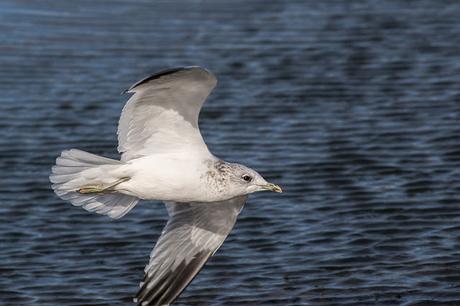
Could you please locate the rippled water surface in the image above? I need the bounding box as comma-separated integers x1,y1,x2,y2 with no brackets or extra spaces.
1,1,460,305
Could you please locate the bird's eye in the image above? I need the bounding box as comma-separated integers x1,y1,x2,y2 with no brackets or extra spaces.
242,175,252,182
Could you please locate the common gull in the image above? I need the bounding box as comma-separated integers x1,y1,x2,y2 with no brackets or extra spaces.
50,66,282,306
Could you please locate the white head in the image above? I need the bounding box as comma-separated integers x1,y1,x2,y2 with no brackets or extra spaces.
216,162,282,197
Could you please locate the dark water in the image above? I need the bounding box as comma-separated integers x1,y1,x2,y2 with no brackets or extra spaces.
1,0,460,305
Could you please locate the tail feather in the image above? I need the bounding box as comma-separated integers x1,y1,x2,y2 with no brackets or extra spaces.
50,149,139,219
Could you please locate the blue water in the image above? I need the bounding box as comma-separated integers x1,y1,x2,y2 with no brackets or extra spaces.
1,1,460,305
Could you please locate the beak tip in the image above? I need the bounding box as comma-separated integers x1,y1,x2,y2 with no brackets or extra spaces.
265,183,282,193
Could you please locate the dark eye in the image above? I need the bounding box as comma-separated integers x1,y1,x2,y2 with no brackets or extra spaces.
242,175,252,182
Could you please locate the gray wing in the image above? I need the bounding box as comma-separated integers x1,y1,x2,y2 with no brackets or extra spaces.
135,196,246,306
118,66,217,161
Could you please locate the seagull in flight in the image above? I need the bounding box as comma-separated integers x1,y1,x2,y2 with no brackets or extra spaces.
50,66,282,306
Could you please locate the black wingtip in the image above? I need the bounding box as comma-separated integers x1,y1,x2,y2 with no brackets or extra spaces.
124,66,210,94
135,250,211,306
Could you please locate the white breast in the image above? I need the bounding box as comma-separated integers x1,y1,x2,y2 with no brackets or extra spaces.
114,153,217,202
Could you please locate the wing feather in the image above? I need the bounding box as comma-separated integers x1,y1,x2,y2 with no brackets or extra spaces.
118,66,217,160
135,196,246,306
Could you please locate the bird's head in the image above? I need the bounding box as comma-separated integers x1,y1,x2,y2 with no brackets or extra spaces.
225,163,282,195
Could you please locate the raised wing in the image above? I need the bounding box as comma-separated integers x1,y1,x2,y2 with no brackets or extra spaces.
135,196,246,306
118,66,217,161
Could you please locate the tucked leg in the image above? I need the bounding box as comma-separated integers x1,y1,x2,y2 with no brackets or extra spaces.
78,177,130,194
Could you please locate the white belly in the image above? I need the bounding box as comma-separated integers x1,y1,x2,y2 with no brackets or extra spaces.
114,153,216,202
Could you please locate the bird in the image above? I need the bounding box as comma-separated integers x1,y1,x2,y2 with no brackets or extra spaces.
49,66,282,306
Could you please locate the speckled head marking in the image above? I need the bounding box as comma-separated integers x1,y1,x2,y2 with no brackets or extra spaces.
203,160,230,193
203,159,282,199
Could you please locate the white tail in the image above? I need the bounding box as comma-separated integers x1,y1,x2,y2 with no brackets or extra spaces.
50,149,139,219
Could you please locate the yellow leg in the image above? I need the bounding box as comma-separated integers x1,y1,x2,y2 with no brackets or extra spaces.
77,177,130,194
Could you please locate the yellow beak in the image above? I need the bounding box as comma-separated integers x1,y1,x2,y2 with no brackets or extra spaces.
262,183,283,193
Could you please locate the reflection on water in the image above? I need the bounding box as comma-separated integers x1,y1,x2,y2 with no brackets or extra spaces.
1,0,460,305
